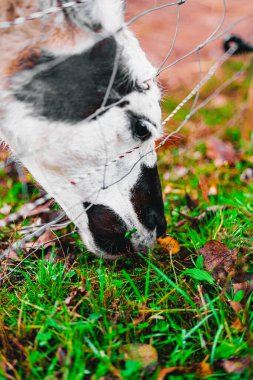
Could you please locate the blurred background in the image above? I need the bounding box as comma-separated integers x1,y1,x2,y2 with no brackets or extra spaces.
126,0,252,90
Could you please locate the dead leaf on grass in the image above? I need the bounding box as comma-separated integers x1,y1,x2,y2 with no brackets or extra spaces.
157,367,180,380
120,344,158,368
222,357,251,374
231,318,243,330
0,199,53,228
196,358,214,377
229,301,243,314
206,137,239,167
157,236,180,254
199,240,238,281
34,230,55,248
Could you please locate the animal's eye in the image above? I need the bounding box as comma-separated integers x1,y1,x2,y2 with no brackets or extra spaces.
129,112,152,141
133,119,151,140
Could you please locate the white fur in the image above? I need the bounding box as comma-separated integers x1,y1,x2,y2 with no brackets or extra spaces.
0,0,163,257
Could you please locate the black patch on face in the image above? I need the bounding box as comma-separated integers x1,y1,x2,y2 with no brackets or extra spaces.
14,37,135,123
83,203,133,255
130,165,166,237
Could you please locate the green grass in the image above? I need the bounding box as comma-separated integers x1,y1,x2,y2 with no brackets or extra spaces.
0,60,253,379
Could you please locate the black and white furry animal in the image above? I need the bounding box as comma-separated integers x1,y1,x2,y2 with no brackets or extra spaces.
0,0,166,258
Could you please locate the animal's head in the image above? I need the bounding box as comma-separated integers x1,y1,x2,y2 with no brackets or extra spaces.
0,0,167,258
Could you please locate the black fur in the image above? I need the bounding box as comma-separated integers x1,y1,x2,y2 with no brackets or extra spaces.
15,37,136,123
83,203,134,255
130,165,166,237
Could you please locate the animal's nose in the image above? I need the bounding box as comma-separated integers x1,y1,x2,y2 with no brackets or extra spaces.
130,164,167,238
83,202,134,256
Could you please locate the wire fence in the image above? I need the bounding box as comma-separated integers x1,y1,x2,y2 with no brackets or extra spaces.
0,0,252,281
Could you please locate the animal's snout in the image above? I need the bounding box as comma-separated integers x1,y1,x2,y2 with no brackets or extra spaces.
83,203,134,256
83,164,166,257
130,164,167,238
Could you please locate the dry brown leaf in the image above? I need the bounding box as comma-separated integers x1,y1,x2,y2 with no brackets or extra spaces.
199,240,238,281
7,250,20,261
222,357,251,374
231,318,243,330
33,230,55,249
196,359,213,377
157,236,180,254
206,137,239,167
120,344,158,367
157,367,179,380
229,301,243,314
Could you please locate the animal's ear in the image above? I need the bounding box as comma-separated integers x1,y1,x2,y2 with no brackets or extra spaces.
56,0,125,35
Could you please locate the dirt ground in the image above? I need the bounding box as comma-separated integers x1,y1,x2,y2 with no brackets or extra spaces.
126,0,252,92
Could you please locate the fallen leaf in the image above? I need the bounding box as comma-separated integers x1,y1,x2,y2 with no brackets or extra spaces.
231,318,243,330
157,367,180,380
206,137,239,167
198,176,211,203
120,344,158,367
229,301,243,314
33,230,55,249
222,357,251,374
0,199,53,228
157,236,180,254
196,359,213,377
199,240,238,281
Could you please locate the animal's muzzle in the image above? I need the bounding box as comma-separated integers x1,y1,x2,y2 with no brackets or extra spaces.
83,203,134,256
83,164,167,256
130,164,167,238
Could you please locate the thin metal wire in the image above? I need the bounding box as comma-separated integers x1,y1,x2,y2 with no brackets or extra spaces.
159,10,253,74
99,45,240,190
0,0,252,273
0,229,76,282
1,4,252,173
126,0,186,27
0,188,101,280
157,3,181,72
0,45,247,213
0,0,186,30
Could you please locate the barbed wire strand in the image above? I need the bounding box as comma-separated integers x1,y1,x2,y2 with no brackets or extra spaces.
159,10,253,74
0,0,186,29
0,1,252,279
157,3,181,72
1,8,252,174
0,43,247,222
